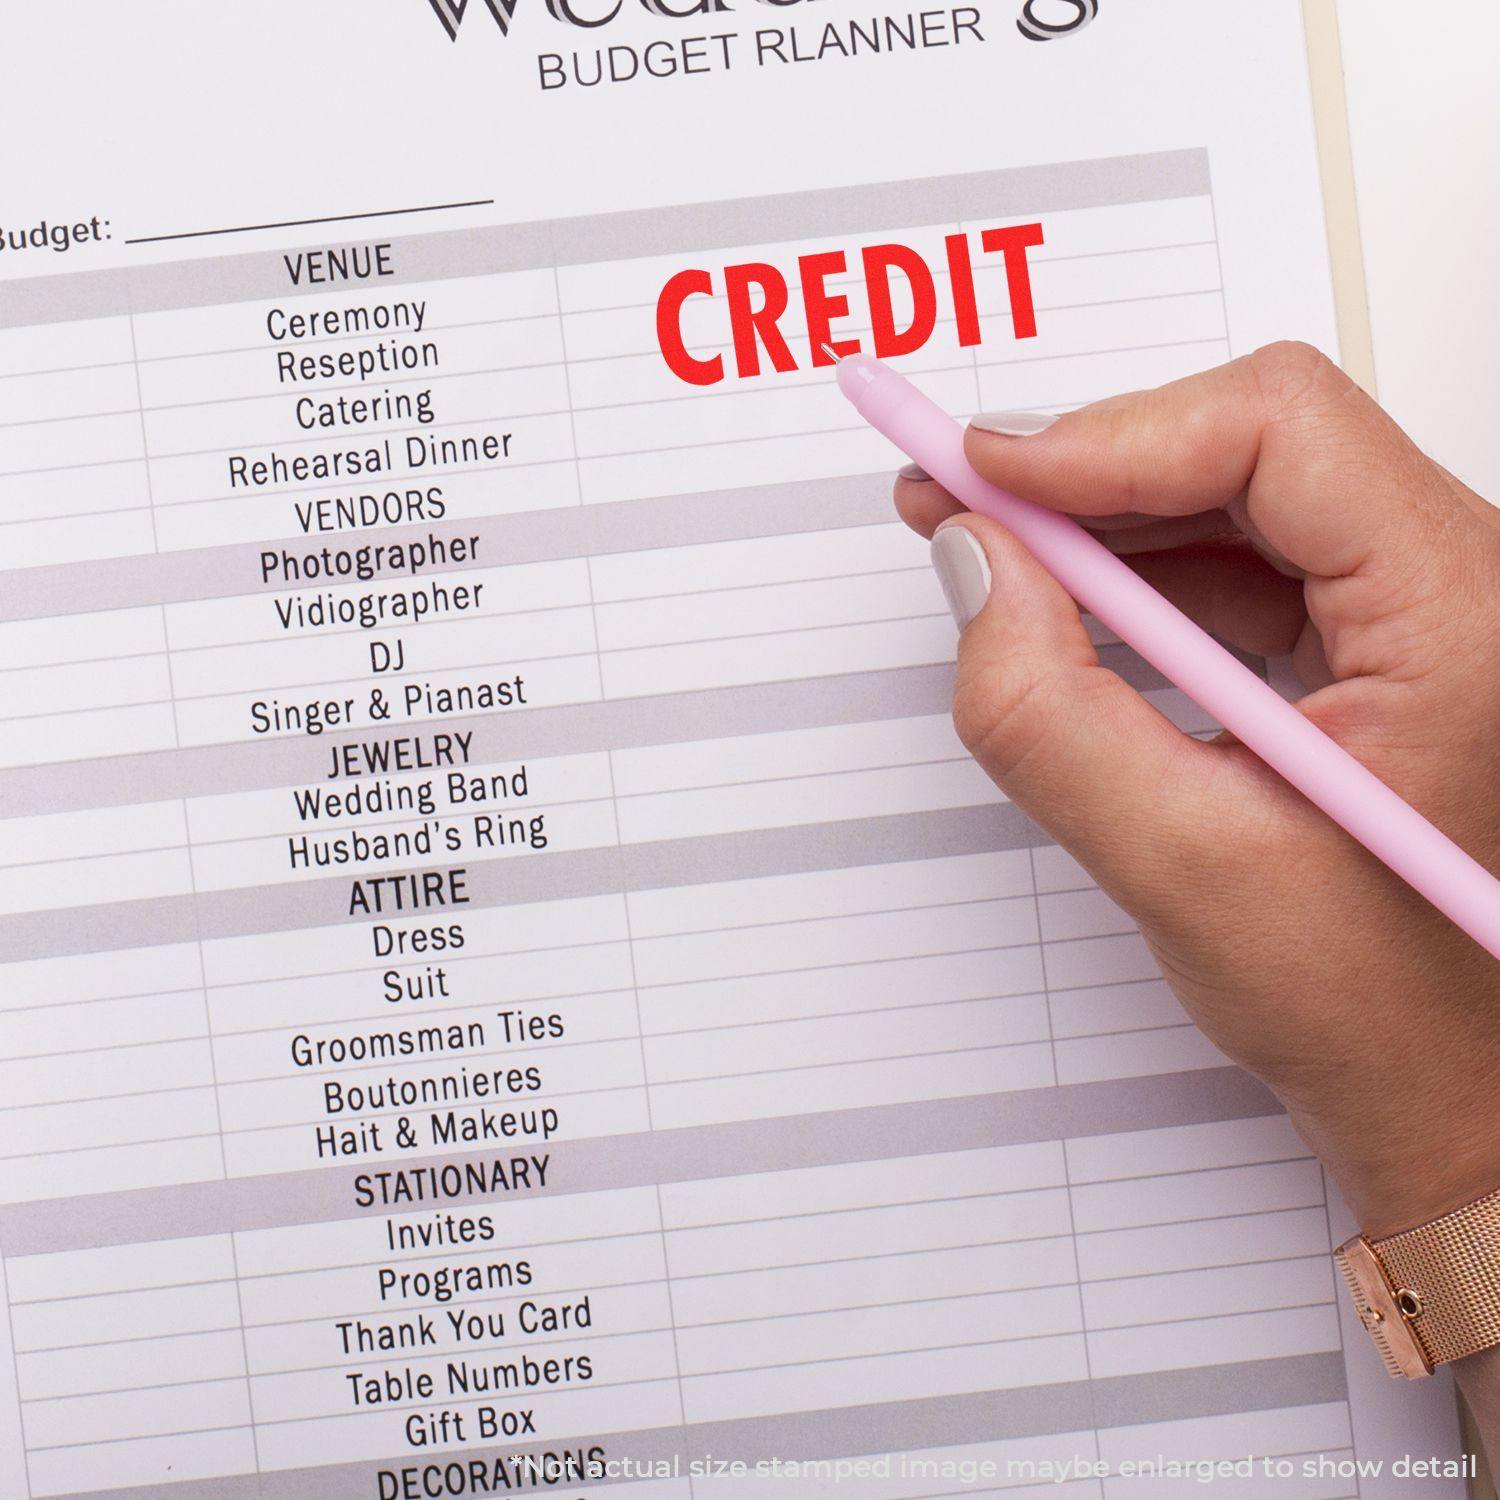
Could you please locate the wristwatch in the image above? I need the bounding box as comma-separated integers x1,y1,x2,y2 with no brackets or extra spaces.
1335,1186,1500,1378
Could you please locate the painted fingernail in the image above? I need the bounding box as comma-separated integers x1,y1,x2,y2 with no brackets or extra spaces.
930,525,992,630
970,410,1057,437
898,462,932,481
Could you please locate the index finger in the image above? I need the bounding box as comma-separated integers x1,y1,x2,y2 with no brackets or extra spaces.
962,341,1463,587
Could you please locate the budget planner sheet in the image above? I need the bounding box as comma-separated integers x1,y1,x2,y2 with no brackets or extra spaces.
0,3,1472,1497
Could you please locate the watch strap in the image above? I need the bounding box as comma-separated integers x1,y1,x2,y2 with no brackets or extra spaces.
1335,1185,1500,1378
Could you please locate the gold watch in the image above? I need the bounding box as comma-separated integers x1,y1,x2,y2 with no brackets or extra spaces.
1335,1186,1500,1378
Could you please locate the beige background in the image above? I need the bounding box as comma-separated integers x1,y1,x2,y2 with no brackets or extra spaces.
1338,0,1500,503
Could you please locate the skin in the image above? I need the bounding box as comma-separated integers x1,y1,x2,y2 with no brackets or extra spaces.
893,342,1500,1451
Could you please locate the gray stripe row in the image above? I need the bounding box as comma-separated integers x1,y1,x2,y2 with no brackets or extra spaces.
2,151,1210,330
0,473,892,625
0,633,1178,844
0,616,1196,961
1,1065,1279,1257
1,657,967,824
50,1351,1346,1500
0,798,1053,963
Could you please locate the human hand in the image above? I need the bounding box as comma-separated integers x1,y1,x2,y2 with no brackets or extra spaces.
896,341,1500,1243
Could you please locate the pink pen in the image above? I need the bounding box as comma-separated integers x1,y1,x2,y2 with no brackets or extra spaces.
833,351,1500,961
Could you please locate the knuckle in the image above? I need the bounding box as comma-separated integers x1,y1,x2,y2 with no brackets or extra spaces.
951,661,1057,784
1246,339,1351,416
951,659,1107,788
1095,401,1158,512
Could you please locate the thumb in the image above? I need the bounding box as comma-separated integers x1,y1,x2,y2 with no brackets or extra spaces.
933,515,1247,904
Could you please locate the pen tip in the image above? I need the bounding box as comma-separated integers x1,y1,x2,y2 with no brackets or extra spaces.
820,343,841,364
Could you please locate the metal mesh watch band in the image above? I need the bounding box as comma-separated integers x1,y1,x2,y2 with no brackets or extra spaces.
1335,1185,1500,1378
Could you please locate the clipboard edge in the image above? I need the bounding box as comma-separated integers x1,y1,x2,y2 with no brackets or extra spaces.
1301,0,1378,396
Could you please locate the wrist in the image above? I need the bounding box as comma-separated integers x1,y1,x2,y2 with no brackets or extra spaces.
1341,1150,1500,1242
1285,1086,1500,1240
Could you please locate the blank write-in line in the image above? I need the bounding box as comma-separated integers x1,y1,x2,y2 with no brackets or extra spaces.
123,199,496,248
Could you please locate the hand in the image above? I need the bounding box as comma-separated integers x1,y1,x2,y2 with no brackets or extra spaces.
896,342,1500,1430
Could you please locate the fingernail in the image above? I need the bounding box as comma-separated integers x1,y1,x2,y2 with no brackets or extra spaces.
898,461,931,481
970,410,1057,437
931,526,992,630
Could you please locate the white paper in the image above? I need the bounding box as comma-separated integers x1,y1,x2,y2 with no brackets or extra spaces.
0,2,1470,1495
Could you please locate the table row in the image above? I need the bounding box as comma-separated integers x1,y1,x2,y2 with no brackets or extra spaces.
1,337,1227,572
4,1122,1341,1489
